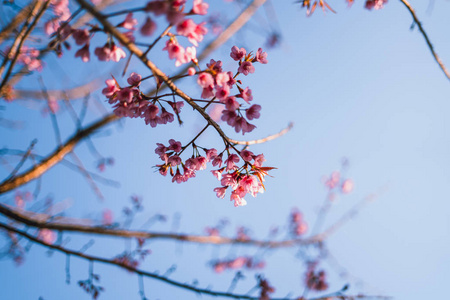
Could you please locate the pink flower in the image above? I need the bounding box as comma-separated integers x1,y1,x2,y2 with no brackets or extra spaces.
240,150,254,162
253,154,265,167
176,19,197,37
155,143,167,159
240,87,253,103
72,28,90,45
119,13,138,30
189,22,207,46
197,72,214,88
234,117,256,134
246,104,261,120
341,179,354,193
204,148,218,161
94,44,111,61
230,192,247,207
201,86,214,99
221,96,239,111
127,72,142,86
225,154,239,171
211,169,223,180
117,87,133,103
172,169,184,183
140,16,157,36
215,85,230,100
365,0,387,10
255,48,268,64
188,67,196,76
230,46,246,61
238,61,255,75
221,109,237,126
192,0,209,15
110,44,126,62
168,139,182,152
185,46,197,63
158,109,174,124
324,171,340,189
215,72,230,87
44,19,60,36
145,0,169,15
102,209,114,225
221,173,238,188
102,79,118,97
163,39,186,66
168,155,182,166
38,229,56,244
212,153,223,167
207,59,223,73
75,44,90,62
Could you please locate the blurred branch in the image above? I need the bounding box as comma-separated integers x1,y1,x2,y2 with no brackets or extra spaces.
12,79,101,100
229,122,293,145
0,0,50,86
399,0,450,81
0,0,37,42
0,202,320,247
0,222,389,300
0,113,119,195
0,148,119,187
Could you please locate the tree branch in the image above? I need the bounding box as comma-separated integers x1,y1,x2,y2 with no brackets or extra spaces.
0,222,389,300
0,113,119,195
399,0,450,81
0,202,320,247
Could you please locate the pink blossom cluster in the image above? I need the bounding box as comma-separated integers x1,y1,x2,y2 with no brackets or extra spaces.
16,46,43,71
197,47,267,134
37,229,56,244
305,265,329,292
154,141,272,206
212,256,265,273
323,171,354,194
150,0,208,66
102,72,184,125
154,139,217,182
365,0,388,10
212,149,272,207
289,208,308,236
14,190,32,209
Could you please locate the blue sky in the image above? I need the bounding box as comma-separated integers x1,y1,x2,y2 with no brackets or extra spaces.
1,0,450,299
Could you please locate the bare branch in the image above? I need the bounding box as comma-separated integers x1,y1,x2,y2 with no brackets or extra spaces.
229,122,294,145
0,113,119,195
0,222,389,300
399,0,450,81
0,0,38,42
0,202,320,247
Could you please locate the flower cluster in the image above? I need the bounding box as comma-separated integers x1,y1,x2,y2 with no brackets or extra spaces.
197,47,267,134
323,171,354,195
213,149,273,207
154,139,215,182
102,72,184,125
16,46,43,71
289,208,308,237
154,140,272,206
212,256,265,273
365,0,388,10
305,265,329,291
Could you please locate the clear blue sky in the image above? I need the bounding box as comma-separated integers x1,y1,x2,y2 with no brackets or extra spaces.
1,1,450,300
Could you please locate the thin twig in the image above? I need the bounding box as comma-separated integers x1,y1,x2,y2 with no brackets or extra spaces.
399,0,450,81
0,114,119,195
